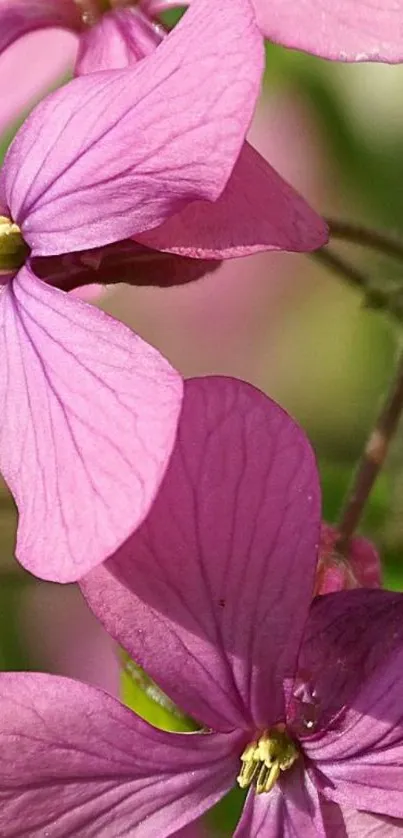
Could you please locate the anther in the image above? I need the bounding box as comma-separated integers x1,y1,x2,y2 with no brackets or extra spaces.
237,725,298,795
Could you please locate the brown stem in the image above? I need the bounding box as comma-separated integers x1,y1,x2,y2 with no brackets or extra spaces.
337,350,403,552
326,218,403,263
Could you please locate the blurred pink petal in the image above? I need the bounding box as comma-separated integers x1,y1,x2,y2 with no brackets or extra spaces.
0,0,80,52
19,583,119,694
252,0,403,63
0,29,76,135
0,266,182,582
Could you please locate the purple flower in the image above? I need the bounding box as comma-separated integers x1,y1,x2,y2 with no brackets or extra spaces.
0,0,327,583
0,376,402,836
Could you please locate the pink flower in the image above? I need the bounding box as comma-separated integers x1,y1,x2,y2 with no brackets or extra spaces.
315,522,382,595
1,0,402,70
0,0,326,583
0,377,401,836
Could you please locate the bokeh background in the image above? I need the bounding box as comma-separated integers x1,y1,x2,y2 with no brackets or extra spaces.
1,13,403,833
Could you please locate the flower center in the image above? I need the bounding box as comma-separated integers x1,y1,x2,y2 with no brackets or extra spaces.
74,0,138,26
237,725,299,795
0,216,28,274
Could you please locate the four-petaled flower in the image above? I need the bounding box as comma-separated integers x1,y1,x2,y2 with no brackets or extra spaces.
0,0,327,583
0,376,401,836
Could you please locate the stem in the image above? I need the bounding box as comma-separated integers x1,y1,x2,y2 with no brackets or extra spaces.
311,247,403,322
326,218,403,263
337,349,403,552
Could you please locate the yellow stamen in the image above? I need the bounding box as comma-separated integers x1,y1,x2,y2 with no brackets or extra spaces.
0,216,28,272
237,725,298,795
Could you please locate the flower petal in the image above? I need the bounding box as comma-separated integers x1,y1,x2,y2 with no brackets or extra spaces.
0,265,182,582
319,798,403,838
32,239,221,290
0,0,81,53
4,0,264,255
137,142,328,257
253,0,403,63
82,376,321,732
234,765,325,837
76,7,165,73
0,672,242,837
297,590,403,818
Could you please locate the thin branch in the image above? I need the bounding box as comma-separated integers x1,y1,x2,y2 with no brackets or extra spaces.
337,349,403,552
326,218,403,263
311,247,403,322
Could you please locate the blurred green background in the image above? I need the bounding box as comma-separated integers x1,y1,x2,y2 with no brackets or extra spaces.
1,18,403,834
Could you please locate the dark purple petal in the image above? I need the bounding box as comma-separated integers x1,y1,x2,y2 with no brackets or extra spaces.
82,376,321,732
4,0,264,255
291,589,403,734
76,7,165,73
0,265,182,582
32,239,221,290
0,0,81,53
234,764,326,837
296,590,403,818
0,673,241,837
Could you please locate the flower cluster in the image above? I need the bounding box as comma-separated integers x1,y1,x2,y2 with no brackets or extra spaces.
0,0,402,836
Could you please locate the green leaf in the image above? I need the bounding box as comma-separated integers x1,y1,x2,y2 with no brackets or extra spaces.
120,651,199,732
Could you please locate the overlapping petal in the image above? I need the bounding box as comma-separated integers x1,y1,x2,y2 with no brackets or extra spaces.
137,142,328,257
253,0,403,63
0,0,81,53
0,673,242,837
298,590,403,818
320,799,403,838
294,589,403,734
3,0,264,255
82,376,321,732
76,7,165,73
0,265,182,582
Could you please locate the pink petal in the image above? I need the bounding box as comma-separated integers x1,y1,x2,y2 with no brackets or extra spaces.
0,0,81,53
0,265,182,582
253,0,403,63
32,239,221,290
82,376,321,732
0,30,77,136
4,0,264,255
298,590,403,818
137,142,328,257
76,7,165,73
234,765,325,836
0,673,242,837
